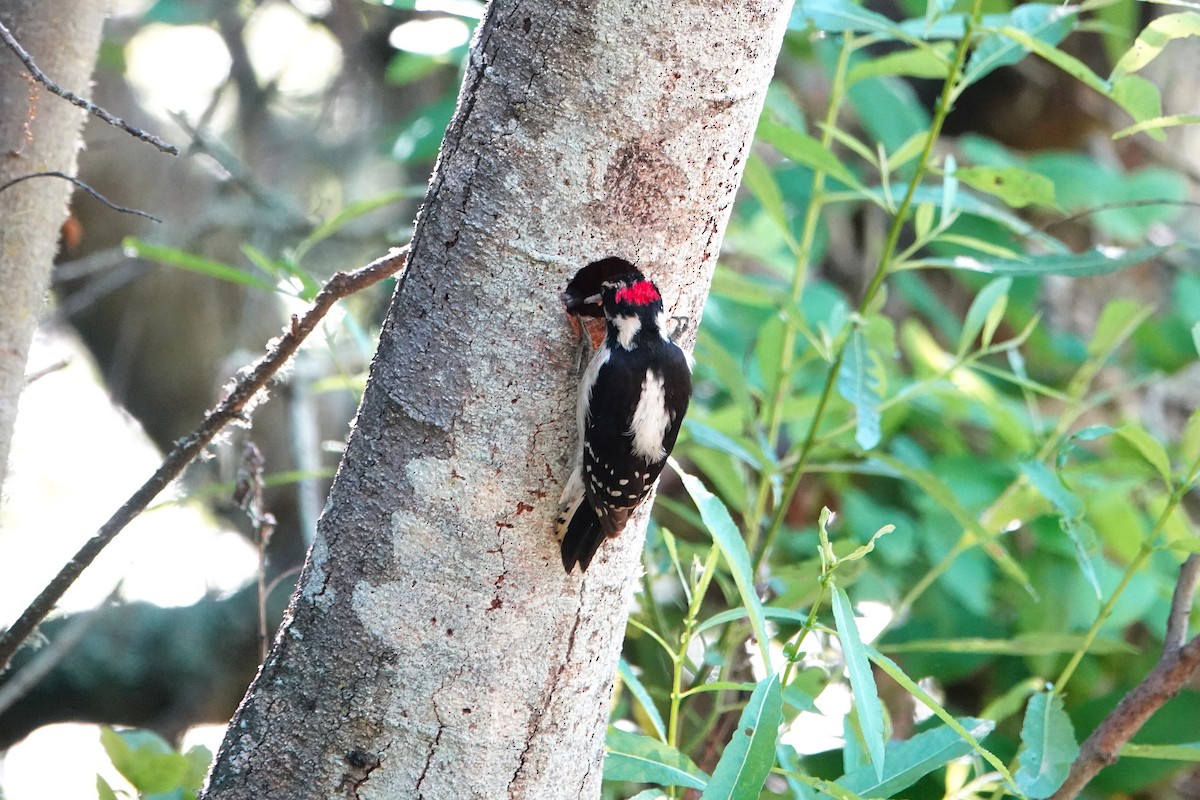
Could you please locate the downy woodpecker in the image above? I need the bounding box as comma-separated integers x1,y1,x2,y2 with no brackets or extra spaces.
557,259,692,573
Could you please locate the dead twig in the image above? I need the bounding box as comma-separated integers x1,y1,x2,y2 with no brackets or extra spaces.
0,171,162,222
1050,554,1200,800
0,18,178,155
0,245,410,673
235,441,276,662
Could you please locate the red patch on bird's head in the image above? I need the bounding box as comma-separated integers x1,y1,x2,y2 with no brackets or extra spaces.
615,280,660,306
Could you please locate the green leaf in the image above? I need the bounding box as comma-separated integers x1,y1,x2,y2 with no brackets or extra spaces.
123,237,277,293
742,154,799,254
1117,424,1173,482
881,633,1134,656
963,4,1077,86
1111,11,1200,79
847,44,953,84
676,464,772,671
1021,460,1100,597
1181,406,1200,467
1088,298,1154,359
832,587,887,780
955,166,1056,210
1120,742,1200,762
292,189,419,264
1114,113,1200,140
922,244,1172,277
1193,321,1200,357
700,674,783,800
790,0,906,39
241,245,321,300
996,26,1110,95
96,775,121,800
837,718,995,797
618,658,667,741
836,327,883,451
756,120,863,191
1015,691,1080,799
1110,75,1165,140
182,744,213,793
604,728,708,790
100,727,190,794
957,277,1011,355
867,647,1016,786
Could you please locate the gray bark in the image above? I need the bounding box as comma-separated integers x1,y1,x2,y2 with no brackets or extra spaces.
0,1,106,498
202,1,789,798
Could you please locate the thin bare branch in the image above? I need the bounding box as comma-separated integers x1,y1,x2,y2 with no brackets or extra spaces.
0,18,179,155
0,585,121,715
1051,557,1200,800
0,245,409,673
0,171,162,222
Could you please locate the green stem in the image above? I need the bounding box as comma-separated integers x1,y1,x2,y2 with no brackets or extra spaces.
744,34,858,561
756,2,984,569
1054,453,1200,693
668,546,722,750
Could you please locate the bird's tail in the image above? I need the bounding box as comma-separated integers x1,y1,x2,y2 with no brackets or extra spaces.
560,502,605,573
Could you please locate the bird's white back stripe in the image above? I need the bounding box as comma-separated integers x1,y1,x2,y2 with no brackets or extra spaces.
629,370,670,462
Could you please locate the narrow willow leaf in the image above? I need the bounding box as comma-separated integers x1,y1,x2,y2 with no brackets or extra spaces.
1110,75,1165,141
124,237,277,293
96,777,119,800
832,588,887,780
756,119,863,190
618,658,667,741
1117,424,1173,482
1088,298,1154,358
1193,321,1200,357
1016,691,1080,799
837,718,995,797
1021,460,1100,597
742,154,798,253
790,0,907,39
676,464,772,670
605,728,708,790
848,44,953,83
963,4,1077,85
955,166,1057,209
100,726,190,794
695,605,810,636
914,202,935,241
1120,742,1200,762
1114,113,1200,139
866,648,1017,786
1182,405,1200,467
1111,11,1200,79
997,26,1110,95
924,244,1172,277
881,634,1134,656
958,277,1011,356
701,673,783,800
836,328,883,451
294,188,418,262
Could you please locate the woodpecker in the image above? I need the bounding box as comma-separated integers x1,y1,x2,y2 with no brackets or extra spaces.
557,259,692,573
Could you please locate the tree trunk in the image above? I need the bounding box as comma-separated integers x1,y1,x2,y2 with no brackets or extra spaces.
202,1,789,797
0,0,106,497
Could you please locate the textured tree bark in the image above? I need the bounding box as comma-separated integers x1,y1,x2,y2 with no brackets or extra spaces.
0,1,106,498
202,1,789,797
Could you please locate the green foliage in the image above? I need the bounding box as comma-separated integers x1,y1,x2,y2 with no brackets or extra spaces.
606,0,1200,798
97,728,211,800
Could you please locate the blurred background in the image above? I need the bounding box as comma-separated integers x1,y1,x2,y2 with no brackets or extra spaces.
2,0,1199,797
